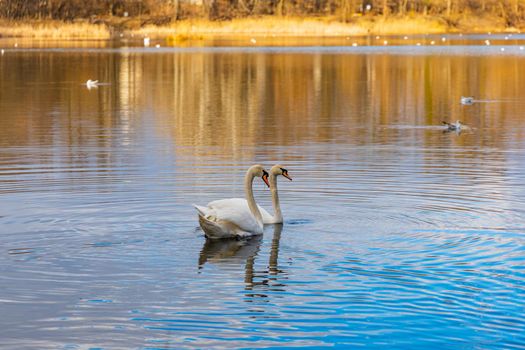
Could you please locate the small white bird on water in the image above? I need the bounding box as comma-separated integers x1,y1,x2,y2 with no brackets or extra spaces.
460,96,474,105
144,37,150,47
86,79,99,89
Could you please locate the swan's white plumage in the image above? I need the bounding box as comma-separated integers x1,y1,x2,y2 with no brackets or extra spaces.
259,206,274,223
205,200,273,223
194,164,268,239
194,198,263,235
200,164,290,225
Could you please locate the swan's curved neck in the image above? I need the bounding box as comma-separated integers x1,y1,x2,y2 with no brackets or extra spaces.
245,171,263,225
270,174,283,223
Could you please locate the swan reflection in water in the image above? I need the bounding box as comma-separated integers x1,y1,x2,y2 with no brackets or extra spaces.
198,224,285,295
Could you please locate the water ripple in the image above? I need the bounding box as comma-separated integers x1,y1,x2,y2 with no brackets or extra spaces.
1,46,525,349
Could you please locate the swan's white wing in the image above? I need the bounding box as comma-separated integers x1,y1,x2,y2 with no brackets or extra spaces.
209,198,274,224
259,205,274,224
202,198,262,234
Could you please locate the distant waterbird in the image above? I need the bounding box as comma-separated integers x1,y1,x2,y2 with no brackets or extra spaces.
485,40,491,46
442,120,471,133
1,49,4,55
460,96,474,105
86,79,99,90
144,37,150,47
443,120,461,131
250,38,256,44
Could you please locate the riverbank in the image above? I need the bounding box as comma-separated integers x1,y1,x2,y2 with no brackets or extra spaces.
0,15,520,40
0,20,110,39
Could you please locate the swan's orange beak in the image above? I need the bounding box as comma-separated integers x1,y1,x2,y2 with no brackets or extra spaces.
282,170,292,181
262,172,270,188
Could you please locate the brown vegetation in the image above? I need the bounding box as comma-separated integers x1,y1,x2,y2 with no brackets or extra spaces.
132,16,448,38
0,0,524,37
0,20,110,38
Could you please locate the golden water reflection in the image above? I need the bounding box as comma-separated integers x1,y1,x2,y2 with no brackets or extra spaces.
1,49,525,170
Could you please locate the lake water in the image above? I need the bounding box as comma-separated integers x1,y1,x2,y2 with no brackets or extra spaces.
1,35,525,349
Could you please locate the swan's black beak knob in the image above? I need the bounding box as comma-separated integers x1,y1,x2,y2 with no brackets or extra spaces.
262,171,270,188
282,169,292,181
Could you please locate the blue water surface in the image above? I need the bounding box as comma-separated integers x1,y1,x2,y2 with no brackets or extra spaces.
1,38,525,349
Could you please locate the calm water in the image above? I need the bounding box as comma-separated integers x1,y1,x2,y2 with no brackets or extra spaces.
1,36,525,349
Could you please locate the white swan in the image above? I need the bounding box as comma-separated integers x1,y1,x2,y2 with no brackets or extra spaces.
222,164,292,224
194,165,270,240
259,164,292,224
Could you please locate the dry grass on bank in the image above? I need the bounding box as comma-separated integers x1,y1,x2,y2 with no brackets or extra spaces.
363,16,447,34
0,15,518,40
130,16,451,39
0,20,110,39
132,17,368,39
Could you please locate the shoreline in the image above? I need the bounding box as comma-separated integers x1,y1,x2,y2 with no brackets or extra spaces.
0,16,521,40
